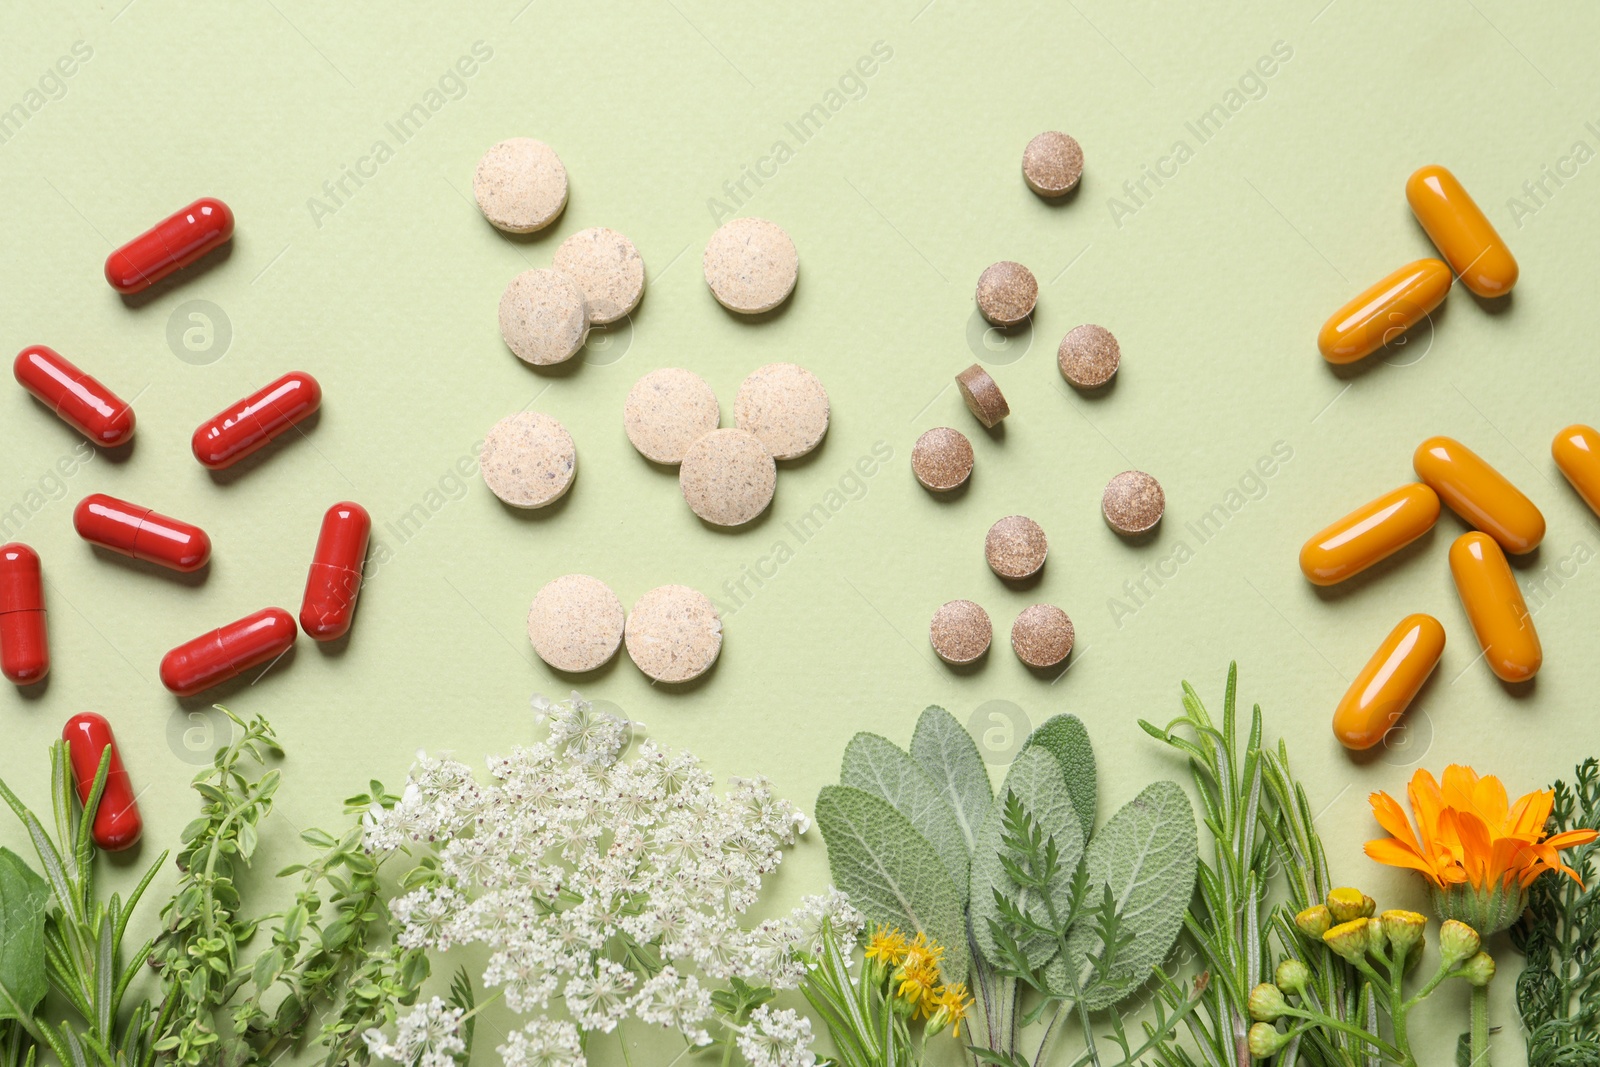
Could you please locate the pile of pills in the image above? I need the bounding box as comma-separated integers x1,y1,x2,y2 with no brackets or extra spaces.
527,574,722,683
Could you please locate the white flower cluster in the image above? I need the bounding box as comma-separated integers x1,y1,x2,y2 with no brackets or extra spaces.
736,1006,816,1067
363,997,466,1067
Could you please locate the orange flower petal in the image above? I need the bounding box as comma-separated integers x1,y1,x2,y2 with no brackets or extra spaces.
1441,765,1481,812
1544,828,1599,850
1369,791,1424,854
1365,837,1444,884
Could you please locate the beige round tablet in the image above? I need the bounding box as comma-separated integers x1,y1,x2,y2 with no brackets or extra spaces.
1011,604,1074,668
499,268,590,366
679,429,776,526
528,574,625,673
1022,132,1084,198
1102,470,1165,535
734,363,829,460
625,584,723,683
474,138,568,233
975,261,1037,327
481,411,577,508
624,368,720,465
1058,324,1121,389
703,217,798,313
929,600,992,666
985,515,1048,580
911,427,974,492
554,227,645,324
956,364,1010,428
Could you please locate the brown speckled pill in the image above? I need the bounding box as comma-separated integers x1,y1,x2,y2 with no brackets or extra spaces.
474,138,568,234
553,227,645,325
481,411,577,508
679,428,776,527
1058,324,1121,389
1103,470,1165,535
985,515,1048,580
624,368,720,466
735,363,829,460
1022,132,1084,198
1011,604,1074,668
911,427,974,492
499,268,590,366
975,261,1037,327
528,574,625,673
703,217,798,314
930,600,992,666
625,584,722,683
956,364,1009,428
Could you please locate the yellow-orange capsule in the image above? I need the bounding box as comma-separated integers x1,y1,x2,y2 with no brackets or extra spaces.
1318,258,1451,365
1448,532,1540,683
1333,614,1446,750
1299,484,1440,586
1552,424,1600,517
1413,436,1544,554
1406,165,1518,299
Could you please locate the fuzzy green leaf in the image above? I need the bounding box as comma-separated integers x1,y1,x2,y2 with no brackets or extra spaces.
1022,714,1096,841
0,848,48,1022
909,706,992,851
841,732,970,903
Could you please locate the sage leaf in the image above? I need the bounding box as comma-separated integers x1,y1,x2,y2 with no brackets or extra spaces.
1023,714,1096,840
0,846,50,1021
841,733,970,903
909,705,992,851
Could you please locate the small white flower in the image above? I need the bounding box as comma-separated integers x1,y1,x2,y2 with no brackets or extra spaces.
736,1006,816,1067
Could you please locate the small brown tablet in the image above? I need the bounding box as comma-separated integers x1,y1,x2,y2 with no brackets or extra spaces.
930,600,992,665
975,261,1037,327
528,574,626,672
1058,324,1121,389
1022,132,1084,198
474,138,568,233
1102,470,1165,535
734,363,829,460
499,268,590,366
624,369,720,465
481,411,577,508
625,584,723,683
679,428,777,526
911,427,974,492
1011,604,1074,668
553,227,645,324
985,515,1048,580
703,217,798,313
956,364,1009,428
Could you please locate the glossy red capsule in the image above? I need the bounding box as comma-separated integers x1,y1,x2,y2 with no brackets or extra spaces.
73,493,211,572
104,197,234,294
0,544,48,685
62,713,142,851
192,371,321,470
300,502,371,640
13,346,136,446
160,607,296,696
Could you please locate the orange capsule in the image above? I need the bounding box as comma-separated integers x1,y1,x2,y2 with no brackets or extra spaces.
1406,165,1518,299
1299,484,1440,585
1413,436,1544,554
1448,532,1540,683
1552,424,1600,517
1333,614,1446,751
1318,258,1451,365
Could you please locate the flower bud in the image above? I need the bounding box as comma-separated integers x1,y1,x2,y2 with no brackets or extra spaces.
1438,919,1482,967
1460,951,1496,987
1326,887,1376,923
925,1007,951,1037
1365,917,1389,958
1248,1022,1289,1059
1294,905,1332,940
1322,917,1371,962
1379,910,1426,963
1274,958,1311,997
1248,983,1289,1022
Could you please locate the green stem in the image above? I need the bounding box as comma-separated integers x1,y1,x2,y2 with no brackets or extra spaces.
1469,984,1490,1067
1400,958,1461,1012
1278,1007,1404,1062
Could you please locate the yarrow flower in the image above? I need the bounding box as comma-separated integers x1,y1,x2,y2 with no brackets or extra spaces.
363,997,466,1067
736,1006,816,1067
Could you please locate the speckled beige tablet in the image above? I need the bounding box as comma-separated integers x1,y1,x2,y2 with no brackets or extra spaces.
481,411,576,508
474,138,568,233
624,369,720,465
985,515,1048,580
1058,324,1120,389
1102,470,1165,535
734,363,829,460
499,268,590,366
975,261,1037,327
625,584,722,683
528,574,625,672
956,364,1009,428
703,217,798,313
930,600,991,666
912,427,973,492
1011,604,1074,668
1022,132,1084,198
679,428,776,526
554,227,645,324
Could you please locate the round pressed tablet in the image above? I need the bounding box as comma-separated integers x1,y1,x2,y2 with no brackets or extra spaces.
703,217,798,313
624,368,720,465
734,363,829,460
1011,604,1075,668
1058,324,1121,389
527,574,625,673
956,364,1010,428
911,427,974,492
929,600,992,666
625,584,723,683
553,227,645,324
679,428,776,526
473,138,568,233
975,261,1037,327
1022,132,1084,198
1102,470,1165,535
985,515,1049,580
481,411,577,508
499,268,590,366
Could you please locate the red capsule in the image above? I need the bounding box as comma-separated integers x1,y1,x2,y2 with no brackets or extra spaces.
0,544,48,685
73,493,211,572
192,371,321,470
160,607,296,696
62,713,142,851
300,502,371,640
13,346,136,447
104,197,234,294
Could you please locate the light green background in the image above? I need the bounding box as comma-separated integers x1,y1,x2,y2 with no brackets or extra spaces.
2,1,1597,1062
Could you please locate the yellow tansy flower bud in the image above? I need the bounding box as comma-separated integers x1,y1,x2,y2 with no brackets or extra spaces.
1326,887,1376,923
1379,910,1426,962
1248,1022,1289,1059
1274,958,1311,997
1322,917,1371,962
1294,904,1332,939
1438,919,1482,967
1461,951,1496,987
1248,983,1288,1022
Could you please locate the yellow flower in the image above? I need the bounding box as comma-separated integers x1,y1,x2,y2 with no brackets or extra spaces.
926,983,972,1038
894,932,945,1011
864,925,910,968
